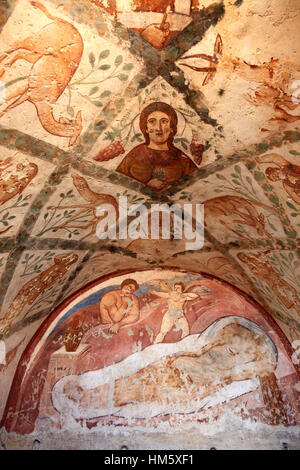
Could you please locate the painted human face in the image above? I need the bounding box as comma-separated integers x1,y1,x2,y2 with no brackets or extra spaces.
174,284,183,293
146,111,172,146
122,283,137,295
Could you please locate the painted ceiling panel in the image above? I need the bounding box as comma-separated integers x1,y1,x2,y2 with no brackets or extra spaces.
0,0,299,449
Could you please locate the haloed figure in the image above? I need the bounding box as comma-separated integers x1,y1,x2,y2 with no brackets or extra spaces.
117,102,198,191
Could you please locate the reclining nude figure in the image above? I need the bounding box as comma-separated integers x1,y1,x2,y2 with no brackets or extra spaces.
51,317,282,422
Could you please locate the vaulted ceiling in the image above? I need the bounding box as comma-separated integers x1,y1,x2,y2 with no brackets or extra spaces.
0,0,299,421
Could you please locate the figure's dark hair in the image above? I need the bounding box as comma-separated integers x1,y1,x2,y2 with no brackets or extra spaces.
121,279,139,290
139,102,178,147
174,281,185,290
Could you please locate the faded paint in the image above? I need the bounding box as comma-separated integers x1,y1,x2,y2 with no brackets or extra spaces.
0,0,299,450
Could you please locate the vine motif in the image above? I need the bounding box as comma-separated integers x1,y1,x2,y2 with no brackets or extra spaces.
66,49,134,113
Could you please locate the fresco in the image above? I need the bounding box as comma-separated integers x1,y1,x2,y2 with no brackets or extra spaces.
31,173,147,242
164,251,257,297
0,1,84,146
173,163,287,244
91,0,209,50
233,249,300,343
255,148,300,235
0,0,140,150
64,252,149,300
0,0,299,449
257,153,300,205
176,0,300,157
0,250,86,334
0,147,54,237
88,76,214,185
0,156,37,236
179,33,300,124
116,102,199,191
2,269,299,435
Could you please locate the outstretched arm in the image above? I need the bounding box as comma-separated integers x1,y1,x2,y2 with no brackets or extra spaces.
149,289,170,299
184,293,201,301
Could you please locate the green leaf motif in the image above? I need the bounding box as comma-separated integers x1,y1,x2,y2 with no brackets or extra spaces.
89,86,99,96
286,201,297,211
67,106,74,117
115,55,123,66
117,74,128,81
99,50,110,60
99,64,111,71
268,222,277,231
178,141,186,150
101,90,112,98
269,194,279,205
123,63,134,71
89,52,95,67
254,171,265,182
115,98,125,111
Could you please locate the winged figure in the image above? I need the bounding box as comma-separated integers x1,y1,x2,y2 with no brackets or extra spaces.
148,279,212,343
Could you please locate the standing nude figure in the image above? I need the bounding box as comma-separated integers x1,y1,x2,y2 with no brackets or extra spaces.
149,281,200,343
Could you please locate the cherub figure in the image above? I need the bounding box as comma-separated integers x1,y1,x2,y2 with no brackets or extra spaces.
149,279,211,343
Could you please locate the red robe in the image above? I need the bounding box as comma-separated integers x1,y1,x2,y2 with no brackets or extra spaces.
116,144,197,189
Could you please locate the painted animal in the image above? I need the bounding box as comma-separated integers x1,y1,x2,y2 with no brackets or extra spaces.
49,174,119,241
0,158,37,205
0,1,83,146
0,253,78,333
0,157,38,234
203,195,275,241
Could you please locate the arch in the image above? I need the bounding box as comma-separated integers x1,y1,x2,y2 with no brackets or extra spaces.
1,267,299,434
